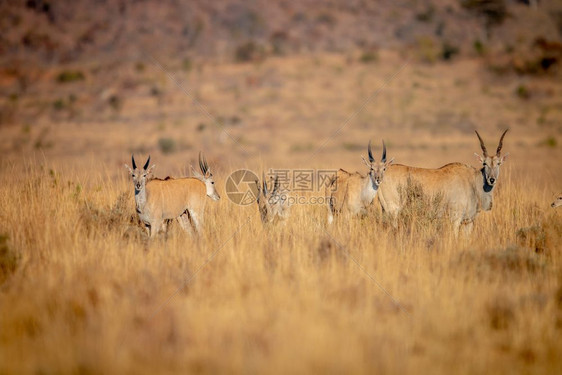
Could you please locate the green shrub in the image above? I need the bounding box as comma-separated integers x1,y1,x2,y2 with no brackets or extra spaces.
235,41,265,62
416,5,435,22
416,37,439,63
270,31,289,56
52,94,77,111
461,0,508,26
52,98,65,111
290,143,313,153
108,95,122,112
158,138,177,154
538,136,557,148
316,12,336,26
359,50,378,64
182,58,192,72
342,142,363,151
56,70,85,83
474,39,485,55
442,42,460,61
516,84,530,99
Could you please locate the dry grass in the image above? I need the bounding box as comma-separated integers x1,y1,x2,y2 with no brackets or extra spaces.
0,52,562,373
0,155,561,374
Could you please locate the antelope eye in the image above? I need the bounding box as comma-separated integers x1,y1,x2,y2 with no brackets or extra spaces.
211,181,215,184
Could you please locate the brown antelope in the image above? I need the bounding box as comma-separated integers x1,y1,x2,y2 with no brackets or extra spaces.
552,194,562,208
254,173,290,224
326,140,394,224
377,129,509,233
125,152,220,237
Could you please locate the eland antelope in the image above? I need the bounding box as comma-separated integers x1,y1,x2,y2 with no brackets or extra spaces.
125,152,220,237
377,129,509,233
552,194,562,208
255,173,290,224
326,140,393,224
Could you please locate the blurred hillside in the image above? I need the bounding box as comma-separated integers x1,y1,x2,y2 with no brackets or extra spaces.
1,0,561,66
1,0,561,174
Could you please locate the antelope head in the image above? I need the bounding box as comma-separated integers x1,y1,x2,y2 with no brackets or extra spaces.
362,140,394,188
474,129,509,187
552,194,562,208
125,155,155,193
191,152,220,201
255,173,282,223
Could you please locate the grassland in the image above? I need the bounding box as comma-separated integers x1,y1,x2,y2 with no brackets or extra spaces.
0,52,562,374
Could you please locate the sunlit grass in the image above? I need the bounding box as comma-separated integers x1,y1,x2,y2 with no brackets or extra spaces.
0,156,561,374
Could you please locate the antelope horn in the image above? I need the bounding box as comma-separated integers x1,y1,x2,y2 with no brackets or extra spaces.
199,152,208,175
496,129,509,156
381,140,387,163
132,155,137,170
203,153,209,173
143,155,150,170
475,130,488,157
255,180,261,198
262,172,268,197
272,175,280,196
367,140,374,163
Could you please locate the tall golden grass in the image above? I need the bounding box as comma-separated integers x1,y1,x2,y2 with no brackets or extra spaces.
1,48,561,374
0,153,561,374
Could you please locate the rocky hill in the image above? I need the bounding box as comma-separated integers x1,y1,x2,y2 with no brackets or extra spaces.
1,0,561,66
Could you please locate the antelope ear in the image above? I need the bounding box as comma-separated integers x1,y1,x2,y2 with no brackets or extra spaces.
361,156,371,168
474,153,484,163
386,157,395,166
146,164,156,176
500,152,509,163
124,164,133,174
191,165,203,179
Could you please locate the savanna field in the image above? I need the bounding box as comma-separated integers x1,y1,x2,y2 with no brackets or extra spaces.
1,1,562,373
1,51,561,374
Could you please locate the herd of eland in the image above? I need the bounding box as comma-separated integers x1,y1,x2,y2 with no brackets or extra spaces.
124,129,559,238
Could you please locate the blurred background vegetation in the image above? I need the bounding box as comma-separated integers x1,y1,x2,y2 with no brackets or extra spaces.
0,0,561,68
0,0,561,171
1,0,561,124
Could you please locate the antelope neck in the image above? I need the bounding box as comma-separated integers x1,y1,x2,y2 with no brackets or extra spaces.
135,185,147,212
